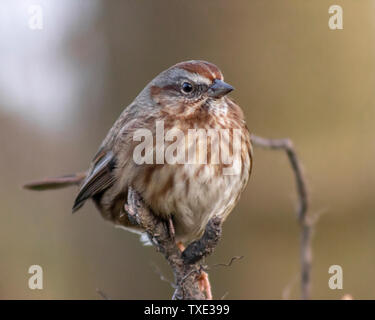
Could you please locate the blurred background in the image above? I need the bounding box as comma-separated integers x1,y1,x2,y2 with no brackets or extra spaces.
1,0,374,299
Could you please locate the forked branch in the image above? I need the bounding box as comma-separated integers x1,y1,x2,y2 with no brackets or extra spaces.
124,186,222,300
124,133,312,300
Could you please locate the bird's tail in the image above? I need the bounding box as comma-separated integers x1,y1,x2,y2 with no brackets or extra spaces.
23,172,86,191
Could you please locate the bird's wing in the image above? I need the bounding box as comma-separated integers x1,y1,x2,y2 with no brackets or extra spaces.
72,149,116,212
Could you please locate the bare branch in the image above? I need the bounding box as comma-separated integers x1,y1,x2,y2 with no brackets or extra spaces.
182,217,222,264
122,135,312,300
124,186,222,300
251,134,312,300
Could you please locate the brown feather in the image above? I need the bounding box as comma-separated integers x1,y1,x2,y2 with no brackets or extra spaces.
23,173,86,191
72,151,116,212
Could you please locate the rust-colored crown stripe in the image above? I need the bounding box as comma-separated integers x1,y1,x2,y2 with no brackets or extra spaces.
175,61,223,81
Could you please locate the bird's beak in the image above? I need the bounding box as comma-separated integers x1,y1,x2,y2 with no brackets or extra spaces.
208,79,234,98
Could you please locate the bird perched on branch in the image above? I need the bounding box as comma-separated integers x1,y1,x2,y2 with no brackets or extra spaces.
24,60,253,299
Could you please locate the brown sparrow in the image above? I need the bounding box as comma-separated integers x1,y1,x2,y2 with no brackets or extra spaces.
25,60,253,299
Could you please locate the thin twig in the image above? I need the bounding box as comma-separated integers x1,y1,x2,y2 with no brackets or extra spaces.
96,288,110,300
220,291,229,300
151,262,176,289
281,274,299,300
251,134,312,300
213,256,244,268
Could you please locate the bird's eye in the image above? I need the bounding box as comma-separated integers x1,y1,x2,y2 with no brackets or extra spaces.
181,82,194,94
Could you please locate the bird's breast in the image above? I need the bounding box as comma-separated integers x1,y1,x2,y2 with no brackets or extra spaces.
130,122,251,243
